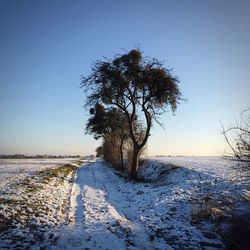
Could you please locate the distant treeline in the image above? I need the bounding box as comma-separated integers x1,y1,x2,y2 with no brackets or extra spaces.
0,154,82,159
154,155,185,157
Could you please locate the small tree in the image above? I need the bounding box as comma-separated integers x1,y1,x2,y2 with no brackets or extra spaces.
86,103,129,169
82,49,182,180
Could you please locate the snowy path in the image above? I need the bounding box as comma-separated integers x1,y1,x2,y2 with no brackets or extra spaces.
51,160,230,250
53,162,155,250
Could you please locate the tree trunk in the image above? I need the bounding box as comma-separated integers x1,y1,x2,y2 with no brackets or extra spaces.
119,138,124,170
130,146,139,180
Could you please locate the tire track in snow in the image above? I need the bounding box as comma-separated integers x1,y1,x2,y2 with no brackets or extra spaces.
51,165,87,249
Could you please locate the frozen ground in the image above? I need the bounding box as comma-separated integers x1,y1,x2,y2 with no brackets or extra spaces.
51,157,250,250
148,156,249,184
0,158,81,190
0,157,249,249
0,158,82,249
143,156,249,204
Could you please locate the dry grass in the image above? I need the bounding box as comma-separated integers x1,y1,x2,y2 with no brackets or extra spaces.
191,196,226,223
0,163,78,233
191,194,250,249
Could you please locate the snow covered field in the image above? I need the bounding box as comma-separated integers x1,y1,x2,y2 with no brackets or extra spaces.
0,158,81,190
0,158,82,249
0,157,249,249
142,156,250,213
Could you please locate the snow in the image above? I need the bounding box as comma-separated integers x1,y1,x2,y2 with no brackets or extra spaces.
1,157,249,249
0,158,80,190
0,158,81,249
144,156,249,214
52,157,249,249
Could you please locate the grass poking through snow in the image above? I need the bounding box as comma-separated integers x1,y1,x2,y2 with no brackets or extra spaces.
0,161,80,249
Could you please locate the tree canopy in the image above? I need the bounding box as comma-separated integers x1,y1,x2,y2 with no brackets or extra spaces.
82,49,182,180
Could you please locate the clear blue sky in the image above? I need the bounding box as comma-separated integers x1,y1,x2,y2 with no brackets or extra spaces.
1,0,249,156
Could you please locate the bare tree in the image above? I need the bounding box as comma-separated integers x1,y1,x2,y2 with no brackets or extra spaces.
221,108,250,161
